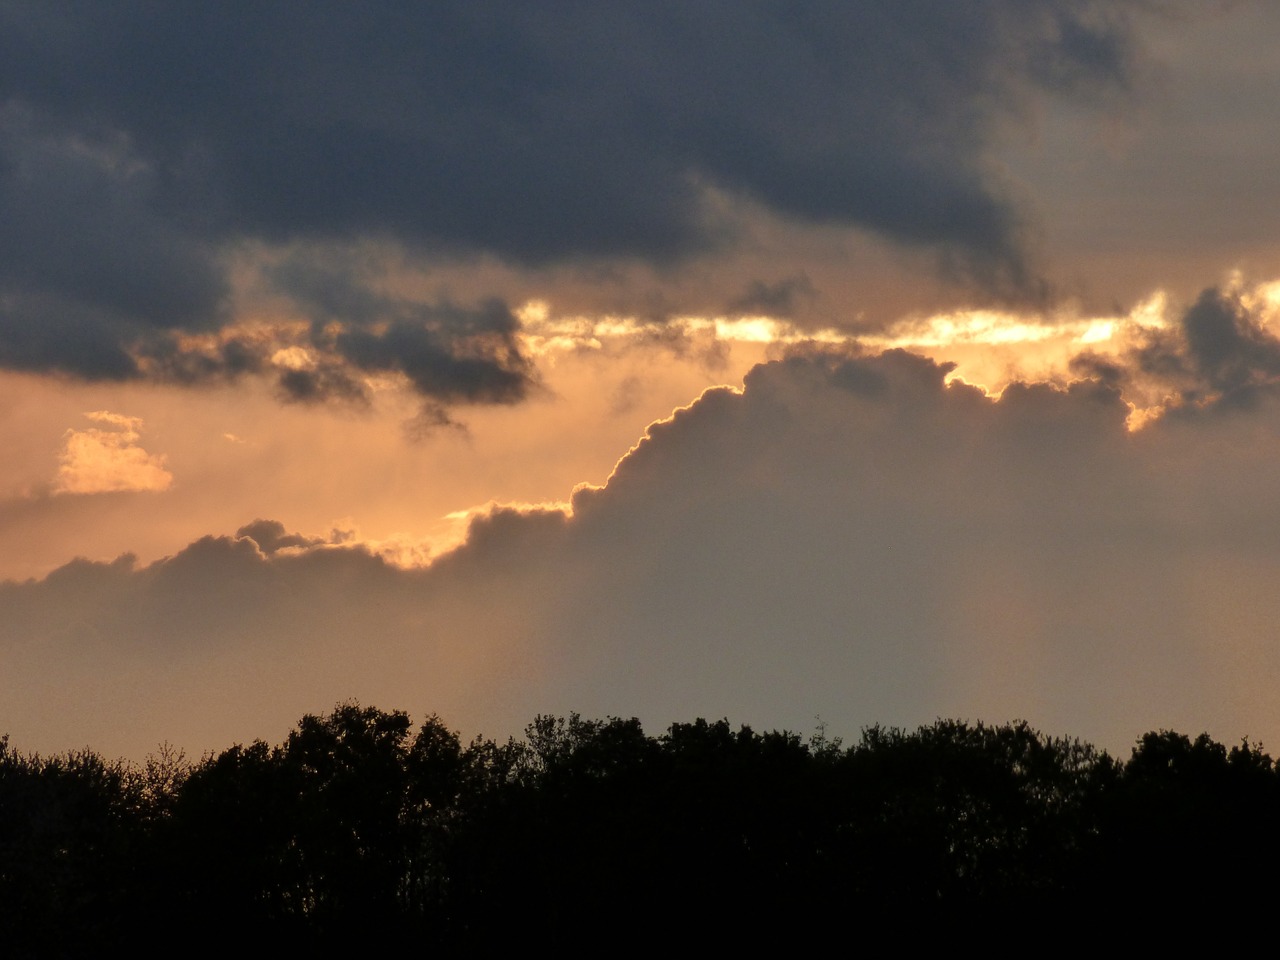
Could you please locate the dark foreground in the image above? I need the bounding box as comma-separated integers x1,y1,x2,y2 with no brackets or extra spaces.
3,704,1276,953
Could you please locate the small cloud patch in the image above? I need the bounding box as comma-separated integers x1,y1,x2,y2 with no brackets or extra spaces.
52,411,173,495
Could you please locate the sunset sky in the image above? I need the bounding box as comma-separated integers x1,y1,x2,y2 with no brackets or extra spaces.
6,1,1280,760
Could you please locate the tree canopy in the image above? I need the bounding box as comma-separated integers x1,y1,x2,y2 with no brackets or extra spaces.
3,705,1278,952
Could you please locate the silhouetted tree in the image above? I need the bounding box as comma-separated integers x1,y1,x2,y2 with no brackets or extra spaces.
1097,729,1280,913
833,719,1115,925
8,704,1280,949
0,737,145,955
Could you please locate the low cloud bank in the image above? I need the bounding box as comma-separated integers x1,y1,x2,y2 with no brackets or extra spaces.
8,291,1280,757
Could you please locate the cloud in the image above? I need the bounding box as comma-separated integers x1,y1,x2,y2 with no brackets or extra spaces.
11,344,1280,759
726,275,816,319
1071,282,1280,414
0,105,229,380
234,519,328,557
331,304,533,406
0,2,1164,388
51,412,173,495
263,253,538,410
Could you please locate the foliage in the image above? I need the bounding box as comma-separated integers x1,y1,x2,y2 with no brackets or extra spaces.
3,707,1279,950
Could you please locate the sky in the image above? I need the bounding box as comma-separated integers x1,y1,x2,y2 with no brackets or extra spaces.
6,1,1280,760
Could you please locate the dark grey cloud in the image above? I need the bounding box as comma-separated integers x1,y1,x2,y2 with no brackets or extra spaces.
274,364,370,406
332,306,531,406
136,334,266,385
234,519,327,556
271,256,535,406
10,347,1280,758
1175,286,1280,407
1073,285,1280,412
0,105,228,378
0,1,1157,385
726,275,816,318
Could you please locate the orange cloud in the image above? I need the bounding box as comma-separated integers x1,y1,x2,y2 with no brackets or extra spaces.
52,411,174,495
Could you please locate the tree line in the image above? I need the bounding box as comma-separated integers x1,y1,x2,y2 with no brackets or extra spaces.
3,703,1276,952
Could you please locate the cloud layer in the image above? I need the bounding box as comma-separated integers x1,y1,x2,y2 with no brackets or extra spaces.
0,2,1156,399
10,304,1280,757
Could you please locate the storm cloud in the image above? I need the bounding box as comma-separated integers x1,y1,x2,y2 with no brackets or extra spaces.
0,1,1159,391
